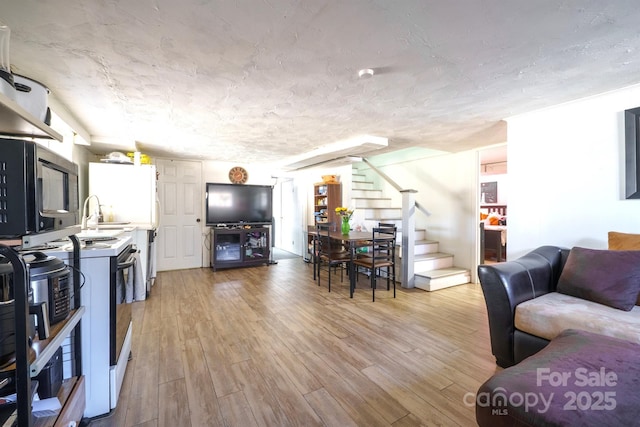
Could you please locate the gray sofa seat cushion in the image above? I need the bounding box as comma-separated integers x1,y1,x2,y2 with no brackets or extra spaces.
515,292,640,343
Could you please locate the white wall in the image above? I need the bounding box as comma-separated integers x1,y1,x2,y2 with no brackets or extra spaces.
365,151,479,279
202,160,275,186
507,83,640,259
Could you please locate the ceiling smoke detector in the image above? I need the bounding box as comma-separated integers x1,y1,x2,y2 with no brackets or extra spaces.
358,68,374,79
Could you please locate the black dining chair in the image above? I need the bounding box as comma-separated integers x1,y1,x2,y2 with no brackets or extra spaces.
377,222,398,247
353,226,397,301
378,222,397,229
315,223,351,292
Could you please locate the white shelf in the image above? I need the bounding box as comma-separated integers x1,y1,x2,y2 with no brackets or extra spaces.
0,90,62,141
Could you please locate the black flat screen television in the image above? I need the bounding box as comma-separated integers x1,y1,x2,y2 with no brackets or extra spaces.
205,183,273,226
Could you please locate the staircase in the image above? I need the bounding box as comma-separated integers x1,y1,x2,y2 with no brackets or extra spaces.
351,165,471,291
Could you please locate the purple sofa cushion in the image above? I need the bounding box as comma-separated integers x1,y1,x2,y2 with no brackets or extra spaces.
556,247,640,311
476,329,640,427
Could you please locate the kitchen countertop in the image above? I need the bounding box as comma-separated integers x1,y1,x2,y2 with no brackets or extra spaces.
95,222,156,230
23,222,156,260
43,232,133,259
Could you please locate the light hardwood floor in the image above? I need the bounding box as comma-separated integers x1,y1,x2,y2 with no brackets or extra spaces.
86,258,499,427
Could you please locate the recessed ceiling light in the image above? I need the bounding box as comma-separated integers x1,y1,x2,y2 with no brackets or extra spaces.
358,68,375,79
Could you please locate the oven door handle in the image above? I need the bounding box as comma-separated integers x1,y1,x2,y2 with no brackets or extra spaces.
117,253,136,270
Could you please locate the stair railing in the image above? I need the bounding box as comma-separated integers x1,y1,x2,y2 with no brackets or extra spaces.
362,159,430,217
362,158,430,288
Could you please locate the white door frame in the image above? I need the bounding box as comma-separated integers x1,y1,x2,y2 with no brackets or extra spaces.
274,177,298,254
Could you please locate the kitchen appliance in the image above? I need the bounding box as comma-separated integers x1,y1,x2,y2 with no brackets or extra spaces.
24,252,71,326
43,234,134,418
0,22,15,101
88,238,134,417
99,151,133,164
34,346,62,398
13,74,50,123
0,259,17,366
114,245,135,361
0,257,43,367
89,162,158,294
89,162,157,225
0,138,80,238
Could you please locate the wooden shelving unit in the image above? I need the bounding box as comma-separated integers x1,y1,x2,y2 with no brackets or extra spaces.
313,182,341,226
307,182,342,262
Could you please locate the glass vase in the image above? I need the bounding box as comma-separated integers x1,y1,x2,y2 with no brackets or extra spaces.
341,217,350,235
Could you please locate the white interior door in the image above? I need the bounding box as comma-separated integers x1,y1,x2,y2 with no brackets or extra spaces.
277,179,298,254
156,159,203,271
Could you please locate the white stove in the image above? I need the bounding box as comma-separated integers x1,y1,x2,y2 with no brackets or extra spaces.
42,230,132,260
41,229,134,418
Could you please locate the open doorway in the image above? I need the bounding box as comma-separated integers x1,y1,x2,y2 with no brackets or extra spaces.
479,145,507,263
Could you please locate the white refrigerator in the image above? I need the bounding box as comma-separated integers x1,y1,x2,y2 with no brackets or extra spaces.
89,162,158,300
88,162,158,226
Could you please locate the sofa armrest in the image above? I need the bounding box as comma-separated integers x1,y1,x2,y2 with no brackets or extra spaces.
477,245,569,367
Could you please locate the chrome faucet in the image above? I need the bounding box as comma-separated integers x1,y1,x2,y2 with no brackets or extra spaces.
81,194,103,229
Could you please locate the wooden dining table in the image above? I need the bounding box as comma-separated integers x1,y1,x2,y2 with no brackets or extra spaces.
312,228,394,298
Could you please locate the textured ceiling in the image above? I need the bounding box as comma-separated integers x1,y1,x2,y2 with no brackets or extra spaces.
3,1,640,164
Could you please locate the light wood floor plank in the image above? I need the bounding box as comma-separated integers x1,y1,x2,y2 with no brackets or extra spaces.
392,413,429,427
267,340,324,395
181,337,226,426
100,258,497,426
318,348,413,424
298,350,400,427
157,316,185,384
197,320,241,398
296,327,375,372
362,364,461,427
218,390,260,427
158,379,191,427
249,350,324,426
125,308,160,426
157,272,180,320
229,359,291,427
304,387,360,427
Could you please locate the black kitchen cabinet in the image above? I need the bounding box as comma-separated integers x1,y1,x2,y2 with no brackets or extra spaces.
211,227,270,270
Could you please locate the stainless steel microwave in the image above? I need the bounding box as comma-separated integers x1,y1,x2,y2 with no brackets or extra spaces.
0,138,79,237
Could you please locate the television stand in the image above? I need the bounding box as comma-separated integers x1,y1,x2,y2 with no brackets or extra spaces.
211,226,270,270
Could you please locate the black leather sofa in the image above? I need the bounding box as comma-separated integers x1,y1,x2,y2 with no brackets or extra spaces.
477,245,570,368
